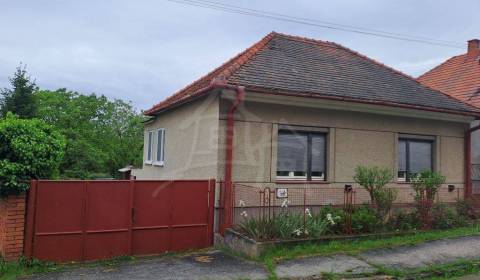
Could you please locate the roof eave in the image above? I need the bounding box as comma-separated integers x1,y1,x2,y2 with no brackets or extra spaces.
146,84,480,119
244,86,480,118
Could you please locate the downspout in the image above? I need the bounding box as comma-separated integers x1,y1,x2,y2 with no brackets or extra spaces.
222,86,245,233
466,122,480,198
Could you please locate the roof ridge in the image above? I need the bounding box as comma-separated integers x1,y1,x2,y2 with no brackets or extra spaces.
145,32,276,114
271,32,337,47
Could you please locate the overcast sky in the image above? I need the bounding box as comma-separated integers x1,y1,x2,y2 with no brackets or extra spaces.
0,0,478,111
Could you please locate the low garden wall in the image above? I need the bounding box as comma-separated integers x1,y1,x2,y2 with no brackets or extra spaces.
0,194,26,261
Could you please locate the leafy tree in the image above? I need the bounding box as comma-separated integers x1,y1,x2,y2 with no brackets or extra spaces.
0,113,66,196
410,170,445,202
35,89,143,178
410,170,445,229
354,166,397,221
0,65,38,118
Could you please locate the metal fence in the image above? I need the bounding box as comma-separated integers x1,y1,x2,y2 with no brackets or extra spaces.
231,183,463,231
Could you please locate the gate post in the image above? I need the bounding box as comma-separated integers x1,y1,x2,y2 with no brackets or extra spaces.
0,191,27,261
24,180,38,259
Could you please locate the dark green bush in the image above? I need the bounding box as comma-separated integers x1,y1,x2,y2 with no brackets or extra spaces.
351,205,382,234
0,113,66,196
387,209,421,231
431,203,469,230
456,199,478,220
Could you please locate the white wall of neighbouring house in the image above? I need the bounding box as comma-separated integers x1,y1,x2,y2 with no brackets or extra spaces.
132,93,220,180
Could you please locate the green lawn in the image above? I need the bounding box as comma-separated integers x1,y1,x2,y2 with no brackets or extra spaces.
0,258,58,280
255,224,480,279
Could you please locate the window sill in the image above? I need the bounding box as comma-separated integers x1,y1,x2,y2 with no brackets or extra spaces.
276,180,330,184
144,161,153,165
396,181,412,184
153,161,165,167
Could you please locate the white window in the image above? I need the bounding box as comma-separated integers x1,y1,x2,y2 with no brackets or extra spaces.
145,131,153,164
154,129,165,166
276,130,327,181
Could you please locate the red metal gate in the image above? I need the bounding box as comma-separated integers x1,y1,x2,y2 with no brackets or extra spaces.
24,179,215,262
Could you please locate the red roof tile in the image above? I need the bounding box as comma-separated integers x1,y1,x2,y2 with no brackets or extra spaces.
418,49,480,108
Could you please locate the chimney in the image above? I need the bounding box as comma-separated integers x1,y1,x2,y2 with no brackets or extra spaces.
467,39,480,57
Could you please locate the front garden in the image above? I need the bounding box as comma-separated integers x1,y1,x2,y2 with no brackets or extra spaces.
234,166,478,242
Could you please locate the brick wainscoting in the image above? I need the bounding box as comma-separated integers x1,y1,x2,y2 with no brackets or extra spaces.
0,194,26,260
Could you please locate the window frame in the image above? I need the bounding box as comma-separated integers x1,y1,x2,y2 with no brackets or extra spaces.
145,130,154,164
276,129,327,181
154,128,165,166
397,136,434,182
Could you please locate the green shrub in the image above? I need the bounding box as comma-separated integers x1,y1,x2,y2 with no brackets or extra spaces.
237,208,341,240
411,170,445,202
238,215,275,240
354,166,397,221
304,213,330,238
0,113,66,196
351,205,382,234
273,212,304,239
456,199,478,220
431,203,469,230
318,206,345,234
410,170,446,229
387,209,421,231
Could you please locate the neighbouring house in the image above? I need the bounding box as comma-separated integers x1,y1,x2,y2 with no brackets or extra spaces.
418,39,480,195
133,32,480,230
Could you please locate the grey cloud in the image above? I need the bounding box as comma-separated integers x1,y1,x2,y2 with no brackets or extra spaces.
0,0,478,111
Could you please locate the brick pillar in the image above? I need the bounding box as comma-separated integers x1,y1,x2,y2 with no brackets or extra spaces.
0,194,26,261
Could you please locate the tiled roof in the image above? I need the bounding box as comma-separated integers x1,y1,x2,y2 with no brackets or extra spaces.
145,32,479,116
418,51,480,108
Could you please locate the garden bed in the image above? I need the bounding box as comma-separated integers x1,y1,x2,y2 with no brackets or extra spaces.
222,228,417,258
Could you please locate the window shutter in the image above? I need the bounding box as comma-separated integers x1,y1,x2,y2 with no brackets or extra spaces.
277,132,308,172
409,141,432,173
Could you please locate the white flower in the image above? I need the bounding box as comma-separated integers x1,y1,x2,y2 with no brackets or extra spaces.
305,208,312,218
304,229,309,235
281,199,290,208
238,200,246,207
326,213,336,225
293,228,302,236
240,211,248,218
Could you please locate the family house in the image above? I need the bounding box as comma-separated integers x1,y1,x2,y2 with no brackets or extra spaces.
133,32,480,228
419,39,480,195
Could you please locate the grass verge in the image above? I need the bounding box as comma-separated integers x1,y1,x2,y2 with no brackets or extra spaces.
0,257,59,280
253,224,480,279
375,258,480,279
258,224,480,263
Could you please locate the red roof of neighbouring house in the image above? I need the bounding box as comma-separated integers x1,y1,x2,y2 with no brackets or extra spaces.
145,32,479,116
418,39,480,108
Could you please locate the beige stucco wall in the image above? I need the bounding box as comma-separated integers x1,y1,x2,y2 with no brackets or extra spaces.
132,94,220,180
220,97,469,205
135,90,469,205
